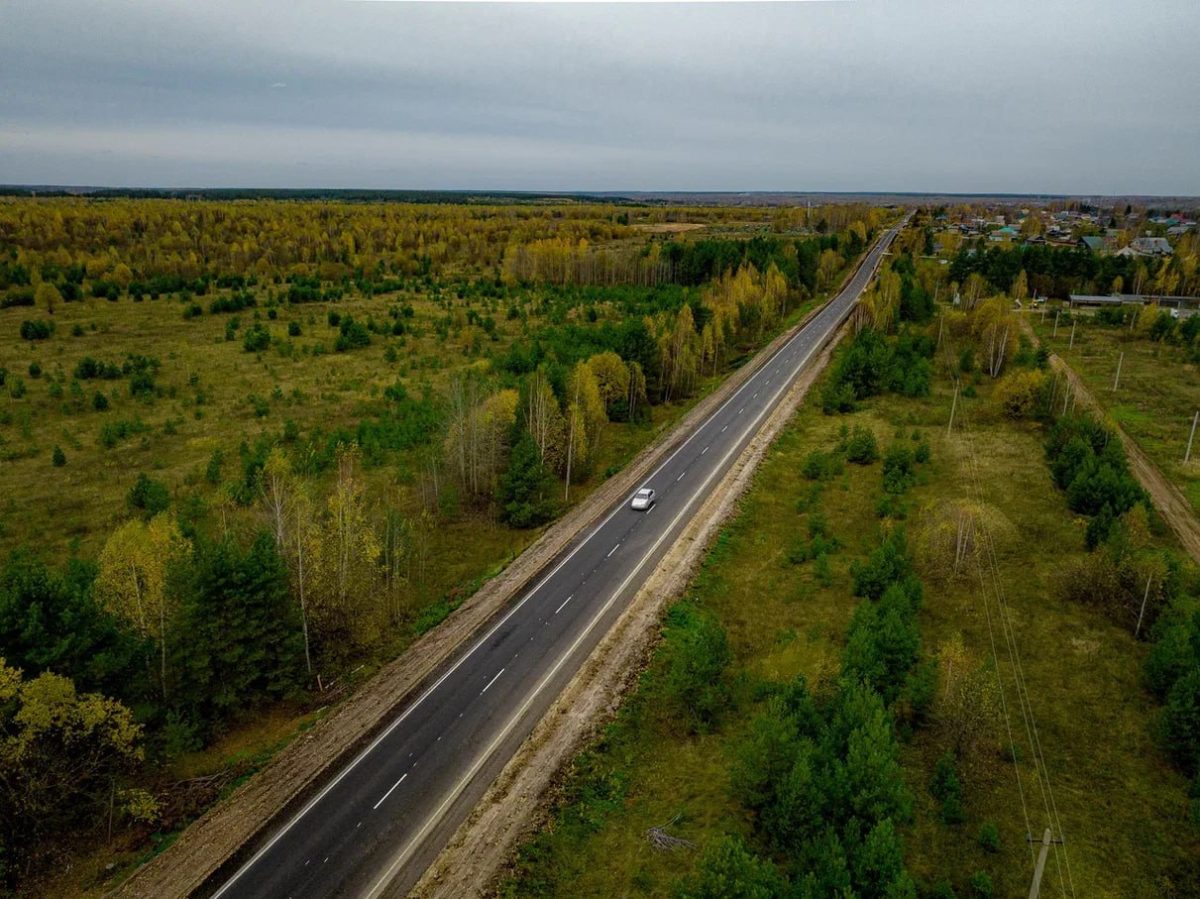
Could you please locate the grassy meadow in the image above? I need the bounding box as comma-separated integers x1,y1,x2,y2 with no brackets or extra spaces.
500,327,1199,898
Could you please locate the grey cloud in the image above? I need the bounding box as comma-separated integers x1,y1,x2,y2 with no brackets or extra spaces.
0,0,1196,193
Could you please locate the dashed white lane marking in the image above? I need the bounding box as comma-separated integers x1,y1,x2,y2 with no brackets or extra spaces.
607,543,620,558
373,773,408,810
721,425,728,432
701,445,709,455
305,859,311,866
753,391,759,399
357,821,363,828
481,668,506,694
738,407,744,414
677,471,687,481
323,857,329,864
555,594,574,614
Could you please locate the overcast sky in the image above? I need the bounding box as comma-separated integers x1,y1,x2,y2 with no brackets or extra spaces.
1,1,1196,195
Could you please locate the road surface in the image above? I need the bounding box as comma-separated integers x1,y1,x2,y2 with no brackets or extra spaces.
209,221,904,899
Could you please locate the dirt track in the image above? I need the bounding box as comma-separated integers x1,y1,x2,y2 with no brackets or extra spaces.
114,287,855,899
1048,350,1200,564
410,328,847,899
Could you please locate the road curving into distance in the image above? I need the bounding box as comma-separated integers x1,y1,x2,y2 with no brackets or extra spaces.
208,218,906,899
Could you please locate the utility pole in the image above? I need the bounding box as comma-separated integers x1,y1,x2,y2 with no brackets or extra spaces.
937,310,945,349
1112,351,1123,391
947,383,959,437
1136,575,1154,638
1053,309,1061,337
1185,410,1198,464
1027,828,1065,899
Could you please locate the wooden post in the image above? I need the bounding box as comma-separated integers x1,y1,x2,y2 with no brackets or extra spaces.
1068,320,1076,350
1053,309,1061,337
1185,410,1199,464
1112,351,1123,391
947,383,959,437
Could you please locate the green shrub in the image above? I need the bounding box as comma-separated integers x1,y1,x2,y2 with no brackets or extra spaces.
851,528,911,600
654,603,731,734
845,426,879,465
882,444,916,494
820,379,857,414
92,391,109,412
1162,669,1200,776
51,446,66,467
931,753,965,825
19,319,54,340
968,870,993,898
287,320,302,337
205,449,224,485
841,580,922,704
127,473,170,515
673,834,785,899
242,323,271,352
802,450,843,481
978,821,1000,853
99,417,148,448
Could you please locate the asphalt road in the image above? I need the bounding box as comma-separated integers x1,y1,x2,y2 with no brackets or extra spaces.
209,221,903,899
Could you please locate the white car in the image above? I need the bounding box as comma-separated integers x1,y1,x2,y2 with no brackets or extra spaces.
630,487,655,511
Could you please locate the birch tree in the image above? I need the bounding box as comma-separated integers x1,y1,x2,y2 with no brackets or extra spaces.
95,515,190,699
305,444,382,647
523,368,565,470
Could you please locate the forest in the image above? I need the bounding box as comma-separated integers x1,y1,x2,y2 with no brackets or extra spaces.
0,197,889,892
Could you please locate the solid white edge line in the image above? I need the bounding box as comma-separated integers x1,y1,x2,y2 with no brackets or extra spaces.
362,223,901,899
372,774,408,811
210,224,900,899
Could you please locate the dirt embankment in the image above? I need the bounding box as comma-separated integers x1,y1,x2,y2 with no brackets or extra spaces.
1048,350,1200,564
115,277,864,899
409,329,848,899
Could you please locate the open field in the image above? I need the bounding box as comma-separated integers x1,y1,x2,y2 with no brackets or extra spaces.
499,329,1199,897
0,197,895,895
1030,309,1200,517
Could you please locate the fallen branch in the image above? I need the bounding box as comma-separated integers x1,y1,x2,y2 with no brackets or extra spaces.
645,815,694,852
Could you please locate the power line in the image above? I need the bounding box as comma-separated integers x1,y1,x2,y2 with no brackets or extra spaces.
941,332,1077,897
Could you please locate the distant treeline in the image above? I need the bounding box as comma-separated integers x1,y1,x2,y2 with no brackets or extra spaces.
950,244,1155,298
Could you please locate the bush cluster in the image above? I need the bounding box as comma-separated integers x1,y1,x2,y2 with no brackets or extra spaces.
1045,412,1147,548
821,329,934,414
